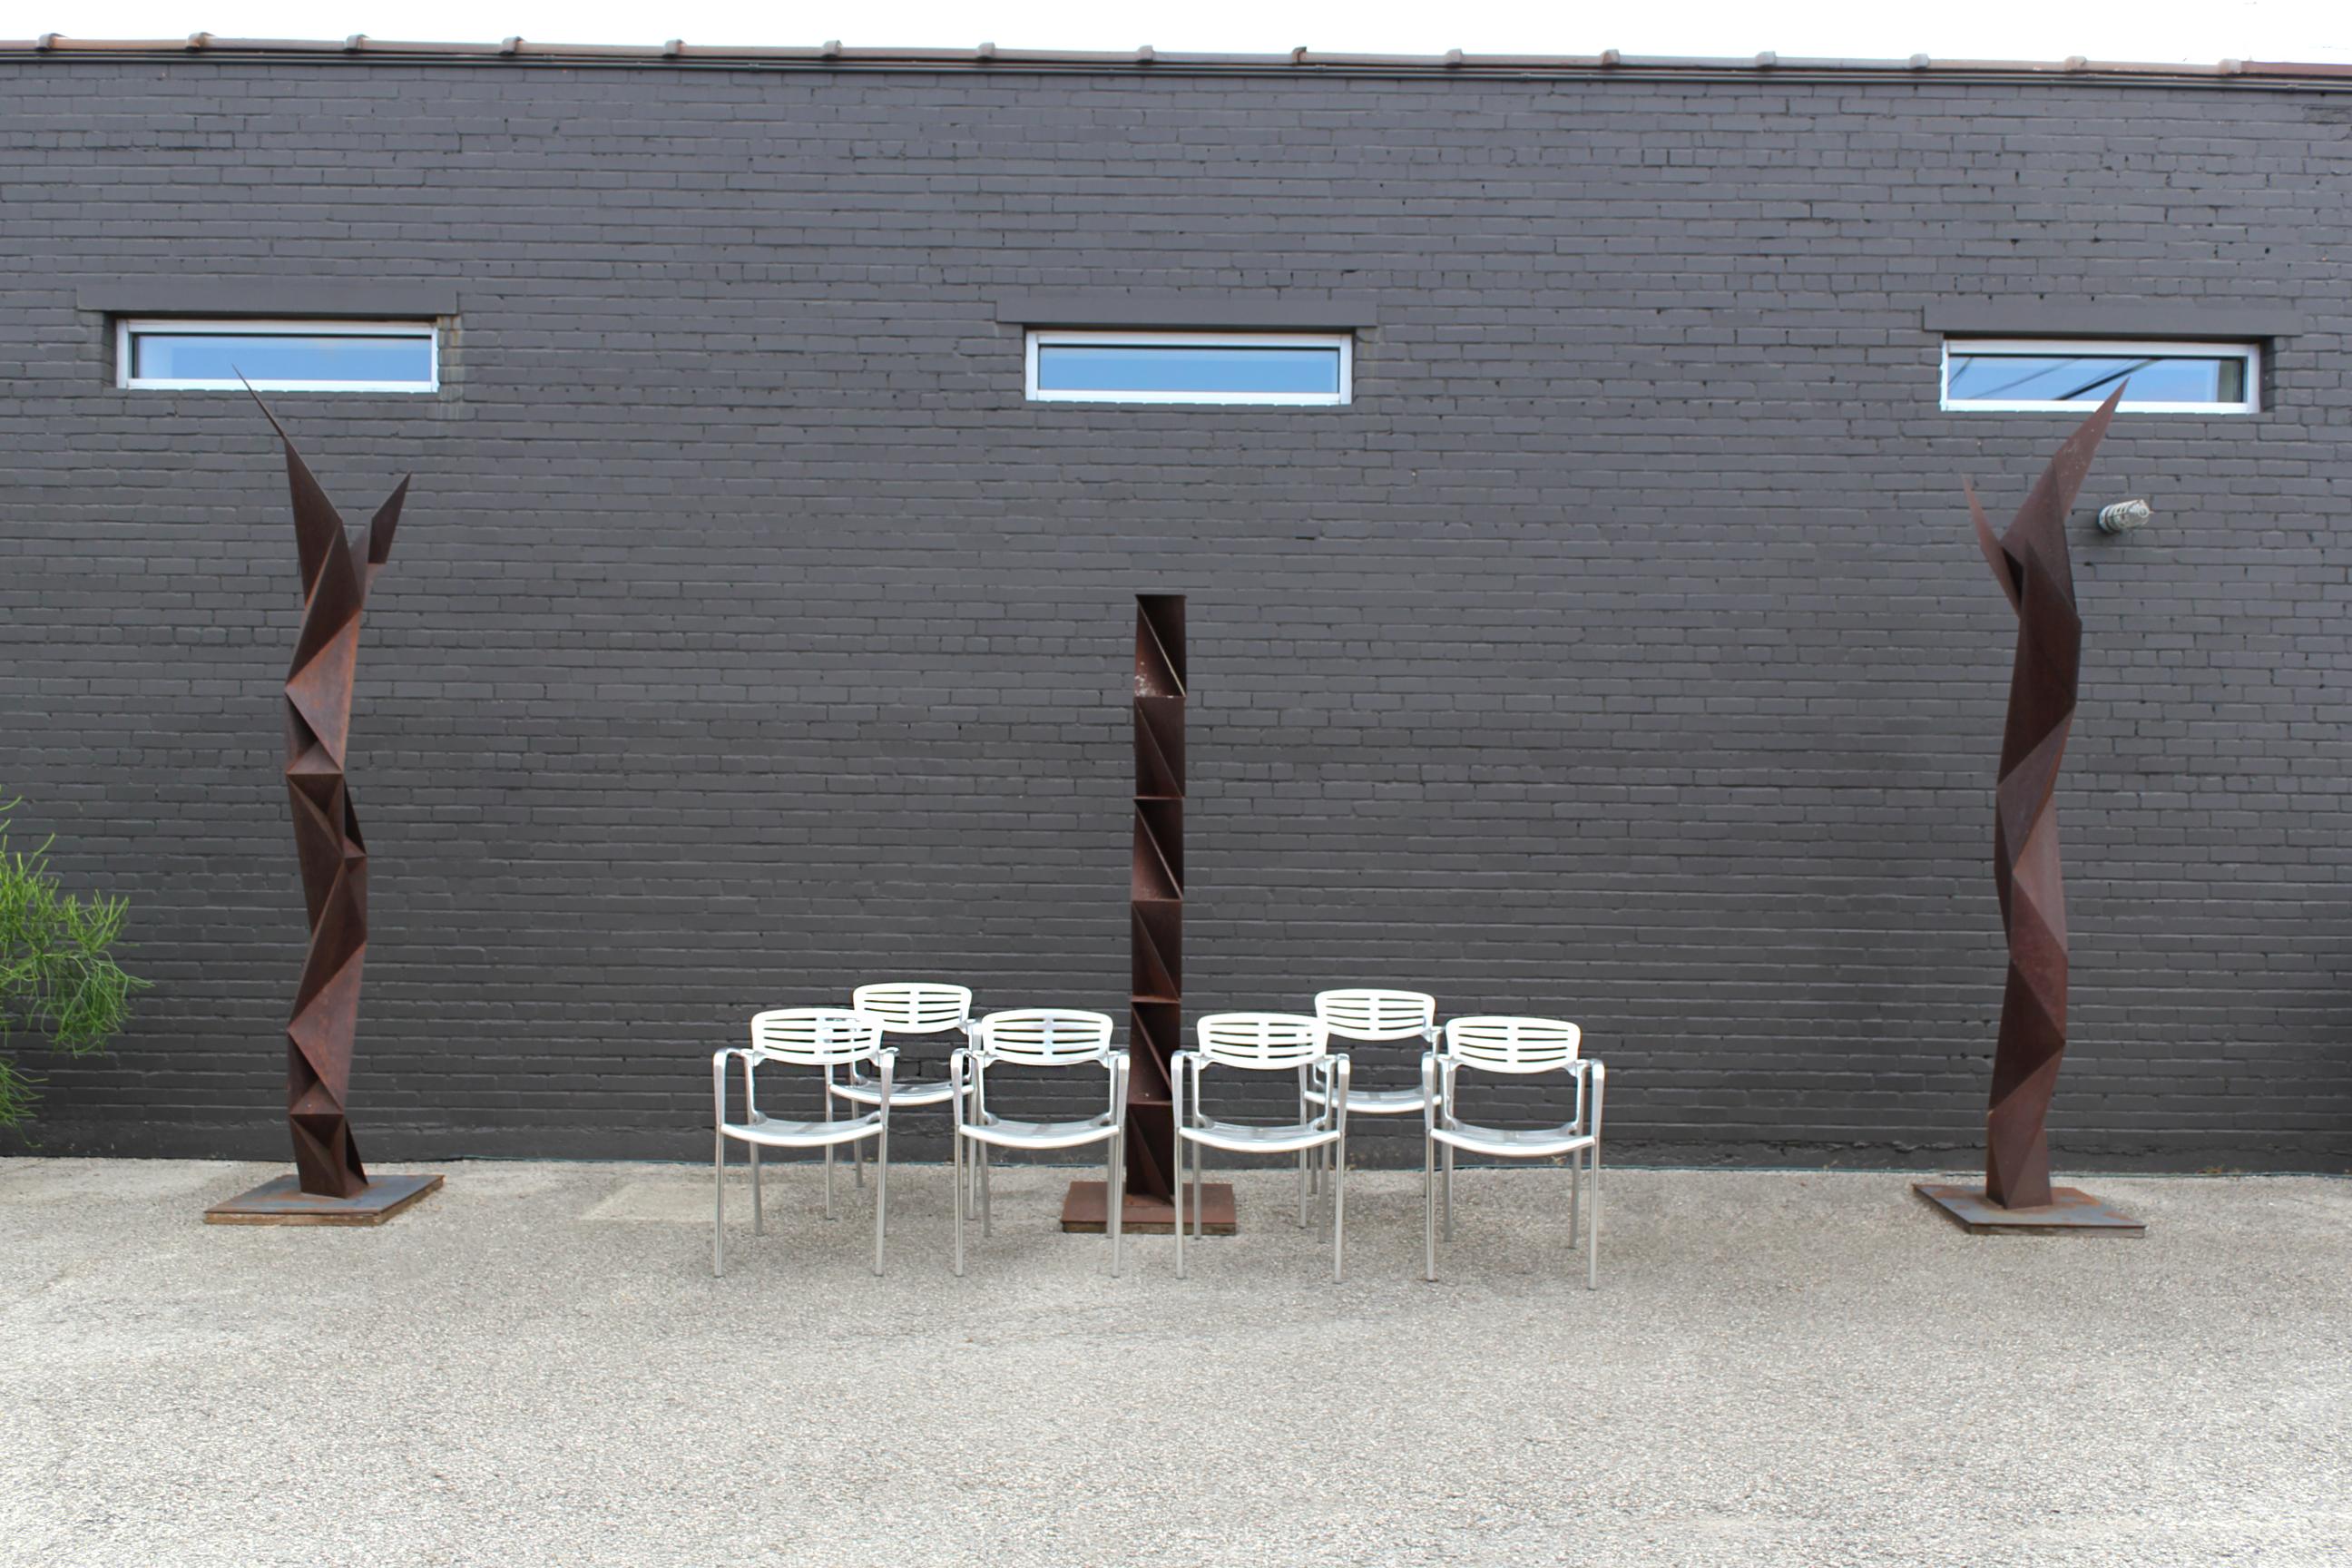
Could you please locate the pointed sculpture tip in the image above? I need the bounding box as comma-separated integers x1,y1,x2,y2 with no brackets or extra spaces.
240,372,293,446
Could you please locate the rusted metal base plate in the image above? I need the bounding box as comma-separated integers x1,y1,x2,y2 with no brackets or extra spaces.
1060,1179,1236,1235
1913,1182,2144,1237
205,1173,444,1227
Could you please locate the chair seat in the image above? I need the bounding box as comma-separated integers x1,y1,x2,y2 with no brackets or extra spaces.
721,1110,886,1149
962,1112,1120,1152
1181,1114,1338,1156
1432,1119,1593,1159
830,1076,957,1108
1305,1083,1426,1116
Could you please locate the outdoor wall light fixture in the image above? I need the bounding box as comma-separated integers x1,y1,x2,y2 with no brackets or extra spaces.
2096,497,2153,534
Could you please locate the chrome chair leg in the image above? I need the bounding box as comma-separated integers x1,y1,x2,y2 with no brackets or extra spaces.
1332,1136,1347,1283
1174,1133,1188,1279
1569,1145,1581,1248
872,1129,887,1278
749,1142,763,1235
824,1144,835,1220
1442,1144,1455,1242
712,1128,726,1278
951,1128,965,1278
1297,1150,1309,1228
1587,1142,1602,1292
854,1133,865,1189
1423,1134,1437,1282
1108,1132,1124,1278
980,1142,993,1238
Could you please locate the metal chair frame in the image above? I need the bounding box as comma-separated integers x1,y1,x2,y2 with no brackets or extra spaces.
949,1008,1128,1276
1423,1015,1606,1289
1173,1013,1351,1281
714,1008,895,1278
833,982,976,1194
1305,988,1439,1196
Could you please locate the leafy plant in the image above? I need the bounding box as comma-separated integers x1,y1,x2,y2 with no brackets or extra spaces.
0,799,147,1129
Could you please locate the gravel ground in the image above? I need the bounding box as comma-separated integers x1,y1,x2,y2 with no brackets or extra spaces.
2,1156,2347,1567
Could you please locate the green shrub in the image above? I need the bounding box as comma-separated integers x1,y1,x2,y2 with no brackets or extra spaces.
0,800,146,1130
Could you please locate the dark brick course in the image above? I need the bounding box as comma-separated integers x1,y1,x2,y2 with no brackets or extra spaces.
2,60,2346,1171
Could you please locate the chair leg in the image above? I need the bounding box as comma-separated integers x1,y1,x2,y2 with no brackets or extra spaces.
824,1143,836,1220
1569,1145,1582,1249
980,1142,993,1239
872,1129,887,1278
1193,1136,1206,1245
1297,1149,1309,1229
1588,1141,1602,1292
1423,1134,1437,1283
1108,1132,1124,1279
951,1128,965,1278
1333,1141,1348,1283
854,1132,865,1189
712,1128,726,1279
750,1141,763,1236
1174,1135,1187,1279
1443,1144,1455,1242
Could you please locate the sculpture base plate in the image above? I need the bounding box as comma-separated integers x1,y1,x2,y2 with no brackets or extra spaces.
1913,1181,2143,1237
1060,1179,1236,1235
205,1173,444,1226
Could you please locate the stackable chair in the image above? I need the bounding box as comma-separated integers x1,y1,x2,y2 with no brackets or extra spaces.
1305,989,1439,1194
713,1008,895,1278
1423,1016,1605,1289
1173,1013,1349,1281
832,982,975,1195
949,1008,1128,1276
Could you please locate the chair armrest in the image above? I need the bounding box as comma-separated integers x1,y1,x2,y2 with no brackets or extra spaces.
1171,1050,1194,1133
877,1048,897,1112
1106,1051,1130,1119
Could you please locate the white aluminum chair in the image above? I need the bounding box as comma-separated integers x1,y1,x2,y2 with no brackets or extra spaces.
1305,989,1439,1194
713,1008,895,1278
1424,1016,1606,1289
833,982,975,1193
1174,1013,1349,1281
950,1008,1128,1276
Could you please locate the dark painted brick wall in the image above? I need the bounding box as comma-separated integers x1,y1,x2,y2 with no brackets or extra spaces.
3,62,2347,1171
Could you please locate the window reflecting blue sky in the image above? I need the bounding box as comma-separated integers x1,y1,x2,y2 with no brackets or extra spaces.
1037,344,1342,396
132,333,435,385
1946,351,2246,406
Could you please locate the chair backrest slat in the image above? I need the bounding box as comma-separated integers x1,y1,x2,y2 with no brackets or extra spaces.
851,982,973,1034
1195,1013,1328,1070
1314,988,1436,1040
750,1007,888,1066
975,1008,1115,1065
1444,1015,1581,1073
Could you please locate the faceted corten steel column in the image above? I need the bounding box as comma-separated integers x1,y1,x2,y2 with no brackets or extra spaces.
1128,594,1186,1200
206,397,440,1226
1063,596,1232,1233
1916,387,2141,1236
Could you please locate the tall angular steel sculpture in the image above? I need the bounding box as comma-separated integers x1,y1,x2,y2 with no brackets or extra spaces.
1063,595,1231,1232
1128,594,1186,1201
257,395,407,1200
1961,388,2120,1211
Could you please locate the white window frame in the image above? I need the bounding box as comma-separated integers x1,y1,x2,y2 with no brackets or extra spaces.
1939,338,2259,416
116,318,441,393
1024,329,1353,407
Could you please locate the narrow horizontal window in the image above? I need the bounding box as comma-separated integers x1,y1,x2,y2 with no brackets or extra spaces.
117,318,439,392
1025,331,1351,407
1941,338,2257,415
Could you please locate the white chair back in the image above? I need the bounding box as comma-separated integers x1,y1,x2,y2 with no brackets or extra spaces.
975,1008,1116,1065
1195,1013,1328,1070
750,1007,888,1066
852,982,973,1034
1444,1015,1582,1074
1314,988,1436,1040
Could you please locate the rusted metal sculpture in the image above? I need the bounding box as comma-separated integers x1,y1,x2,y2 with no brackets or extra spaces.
256,394,407,1199
1128,593,1186,1201
1063,595,1231,1232
1963,387,2121,1210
